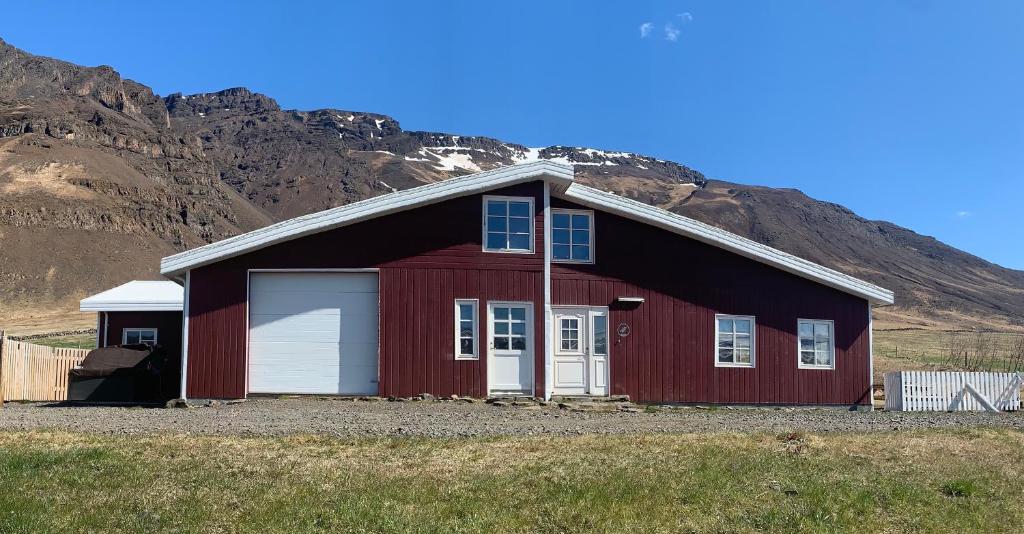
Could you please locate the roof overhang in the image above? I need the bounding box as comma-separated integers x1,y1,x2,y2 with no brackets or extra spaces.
160,160,575,277
80,281,185,312
559,183,894,305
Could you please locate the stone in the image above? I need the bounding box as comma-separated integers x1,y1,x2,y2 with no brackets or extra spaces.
419,393,435,401
490,401,509,407
164,398,188,409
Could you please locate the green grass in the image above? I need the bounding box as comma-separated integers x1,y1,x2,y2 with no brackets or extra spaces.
27,333,96,349
0,429,1022,533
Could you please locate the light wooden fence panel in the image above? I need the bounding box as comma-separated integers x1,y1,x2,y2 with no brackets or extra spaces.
883,370,1022,412
1,338,89,402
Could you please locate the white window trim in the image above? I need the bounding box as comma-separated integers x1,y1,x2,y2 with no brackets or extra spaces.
123,328,158,346
454,299,480,360
714,314,756,368
551,208,595,264
797,318,836,370
482,195,536,254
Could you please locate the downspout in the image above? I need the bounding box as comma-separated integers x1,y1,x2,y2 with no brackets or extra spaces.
180,270,191,401
102,312,109,347
543,181,554,401
868,303,874,412
95,312,101,348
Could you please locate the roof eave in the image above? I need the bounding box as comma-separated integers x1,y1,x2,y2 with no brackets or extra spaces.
79,302,184,312
559,183,895,305
160,161,574,277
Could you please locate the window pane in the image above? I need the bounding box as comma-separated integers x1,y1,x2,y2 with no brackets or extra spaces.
814,322,830,339
800,338,814,351
494,307,509,320
735,349,751,364
735,334,750,349
553,245,570,260
142,331,156,342
799,322,813,338
552,229,570,245
593,316,608,355
560,318,571,329
571,214,589,229
571,245,590,261
815,339,829,353
508,234,531,250
816,351,831,366
553,213,570,229
460,338,474,355
508,201,530,217
511,322,525,336
735,320,751,334
571,229,589,245
510,307,526,321
801,351,815,365
494,337,509,350
487,200,506,216
568,340,579,351
487,232,506,250
460,322,474,337
719,333,734,349
125,331,140,344
508,216,530,233
459,304,473,321
718,319,733,333
494,322,509,335
487,215,507,232
511,337,527,350
718,348,734,363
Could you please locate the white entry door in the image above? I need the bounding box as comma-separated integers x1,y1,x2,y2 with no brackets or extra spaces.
553,307,609,396
248,271,379,395
487,302,533,395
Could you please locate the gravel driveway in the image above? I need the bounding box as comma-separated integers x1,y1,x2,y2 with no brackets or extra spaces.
1,398,1022,437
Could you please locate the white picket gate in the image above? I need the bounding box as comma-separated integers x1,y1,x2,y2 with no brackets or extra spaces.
883,371,1022,412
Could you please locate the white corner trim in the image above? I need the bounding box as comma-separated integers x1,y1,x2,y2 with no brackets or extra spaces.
559,183,894,305
161,161,574,277
180,270,191,401
543,180,554,401
867,305,874,411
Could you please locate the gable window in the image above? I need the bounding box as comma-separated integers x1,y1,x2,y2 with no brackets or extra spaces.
123,328,158,347
715,315,754,367
483,196,534,253
552,210,594,263
454,300,479,360
798,319,834,369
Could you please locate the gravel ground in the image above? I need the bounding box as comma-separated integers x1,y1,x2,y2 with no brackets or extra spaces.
1,398,1022,437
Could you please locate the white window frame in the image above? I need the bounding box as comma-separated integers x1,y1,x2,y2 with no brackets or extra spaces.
714,314,756,368
454,299,479,360
482,195,536,254
557,315,584,354
123,328,158,347
551,208,595,264
797,318,836,370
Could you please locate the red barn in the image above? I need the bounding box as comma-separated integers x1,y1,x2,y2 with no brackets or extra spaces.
159,161,893,406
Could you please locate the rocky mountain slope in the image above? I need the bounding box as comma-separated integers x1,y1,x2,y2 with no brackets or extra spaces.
1,38,1021,330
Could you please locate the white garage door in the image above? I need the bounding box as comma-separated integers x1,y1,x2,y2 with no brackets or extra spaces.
248,272,379,395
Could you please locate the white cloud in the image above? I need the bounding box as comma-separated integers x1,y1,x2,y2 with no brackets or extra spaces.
956,211,971,218
678,12,693,22
664,23,681,42
640,22,654,38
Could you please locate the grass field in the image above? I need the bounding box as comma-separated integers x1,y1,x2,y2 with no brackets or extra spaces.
25,333,96,349
0,429,1022,533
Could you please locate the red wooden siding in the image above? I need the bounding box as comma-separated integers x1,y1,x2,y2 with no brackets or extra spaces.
103,311,184,360
186,182,546,399
551,197,871,405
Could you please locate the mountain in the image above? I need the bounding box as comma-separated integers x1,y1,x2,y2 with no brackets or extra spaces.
1,38,1021,332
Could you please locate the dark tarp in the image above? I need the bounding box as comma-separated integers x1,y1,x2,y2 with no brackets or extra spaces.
69,345,154,378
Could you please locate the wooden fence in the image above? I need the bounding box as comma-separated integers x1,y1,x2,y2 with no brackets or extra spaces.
884,370,1022,412
0,334,90,402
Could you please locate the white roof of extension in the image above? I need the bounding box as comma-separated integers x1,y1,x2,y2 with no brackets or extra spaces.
80,281,184,312
160,161,893,305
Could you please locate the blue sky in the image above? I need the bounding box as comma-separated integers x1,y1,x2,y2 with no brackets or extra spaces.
3,1,1022,269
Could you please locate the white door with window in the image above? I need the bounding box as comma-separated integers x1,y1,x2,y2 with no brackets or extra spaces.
487,302,533,395
552,307,609,396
